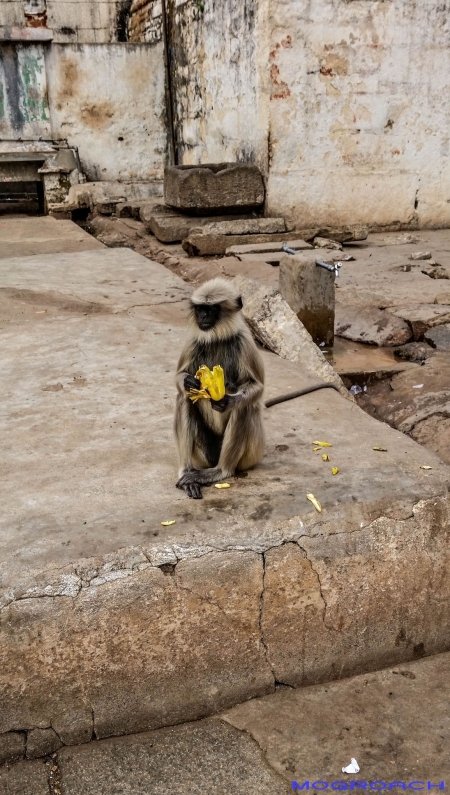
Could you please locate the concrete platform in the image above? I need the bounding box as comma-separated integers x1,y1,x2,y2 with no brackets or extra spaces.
0,222,449,755
0,216,104,259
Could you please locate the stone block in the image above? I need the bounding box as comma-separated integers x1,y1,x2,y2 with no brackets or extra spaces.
307,226,369,244
139,203,177,224
390,304,450,341
226,239,312,255
335,304,412,346
233,275,349,398
143,209,259,244
0,553,272,742
58,719,286,795
313,236,342,250
424,323,450,351
183,232,304,257
190,218,285,236
164,163,265,213
96,200,124,216
279,253,335,347
26,728,63,759
117,201,148,220
262,498,450,686
394,342,435,362
0,732,25,764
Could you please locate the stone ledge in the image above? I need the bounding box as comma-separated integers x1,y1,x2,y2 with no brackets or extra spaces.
0,27,54,41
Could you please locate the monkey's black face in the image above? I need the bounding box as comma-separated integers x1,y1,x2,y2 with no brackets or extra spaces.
194,302,221,331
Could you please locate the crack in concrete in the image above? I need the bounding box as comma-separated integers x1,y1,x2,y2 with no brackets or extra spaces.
47,749,62,795
217,717,290,789
296,542,333,631
118,297,188,312
1,490,448,612
403,408,450,436
259,552,276,687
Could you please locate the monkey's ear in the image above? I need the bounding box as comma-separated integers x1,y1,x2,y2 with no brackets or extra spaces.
236,295,243,310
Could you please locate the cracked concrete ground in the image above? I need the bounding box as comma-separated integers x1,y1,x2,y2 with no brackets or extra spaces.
1,652,449,793
0,217,449,760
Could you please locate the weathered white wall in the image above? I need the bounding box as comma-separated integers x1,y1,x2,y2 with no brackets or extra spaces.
266,0,450,229
0,1,130,43
0,1,25,28
167,0,269,174
155,0,450,230
3,0,450,226
45,44,166,181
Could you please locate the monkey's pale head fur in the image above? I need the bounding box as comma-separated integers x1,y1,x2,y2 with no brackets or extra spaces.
191,278,242,310
189,278,245,341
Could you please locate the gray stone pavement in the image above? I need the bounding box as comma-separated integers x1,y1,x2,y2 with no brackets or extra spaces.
0,217,449,763
0,216,104,258
1,652,449,793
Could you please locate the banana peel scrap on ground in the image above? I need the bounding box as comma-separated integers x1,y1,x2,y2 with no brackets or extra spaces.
188,365,225,403
373,446,387,452
322,453,330,462
313,440,332,447
306,493,322,512
332,467,339,475
215,482,231,489
161,520,176,526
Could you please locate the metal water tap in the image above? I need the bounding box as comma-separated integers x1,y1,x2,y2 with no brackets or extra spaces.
315,259,342,278
281,243,297,255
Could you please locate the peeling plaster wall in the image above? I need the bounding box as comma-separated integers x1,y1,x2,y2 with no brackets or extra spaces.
1,1,126,43
45,44,166,181
0,2,167,184
155,0,450,229
266,0,450,229
166,0,269,173
3,1,450,231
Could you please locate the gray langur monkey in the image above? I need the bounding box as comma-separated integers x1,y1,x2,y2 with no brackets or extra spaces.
174,278,265,499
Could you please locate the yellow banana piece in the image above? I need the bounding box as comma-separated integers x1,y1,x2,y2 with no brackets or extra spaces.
306,493,322,512
188,364,226,402
312,441,332,447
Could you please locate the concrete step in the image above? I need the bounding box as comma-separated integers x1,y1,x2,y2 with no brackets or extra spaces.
141,206,262,243
1,651,448,791
183,231,309,256
0,227,449,760
228,238,312,256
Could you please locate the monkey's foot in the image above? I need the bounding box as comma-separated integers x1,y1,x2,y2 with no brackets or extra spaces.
177,468,225,487
176,474,203,499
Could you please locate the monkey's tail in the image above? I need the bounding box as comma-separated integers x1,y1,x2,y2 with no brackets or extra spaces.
264,382,341,408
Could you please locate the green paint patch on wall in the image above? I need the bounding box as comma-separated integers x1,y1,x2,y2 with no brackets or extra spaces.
20,51,50,123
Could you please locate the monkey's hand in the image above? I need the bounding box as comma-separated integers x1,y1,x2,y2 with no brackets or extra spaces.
177,481,203,499
176,469,203,499
184,374,201,392
210,394,230,413
211,393,240,412
177,468,226,487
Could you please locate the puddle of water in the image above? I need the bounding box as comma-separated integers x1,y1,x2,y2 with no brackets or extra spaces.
325,337,418,381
